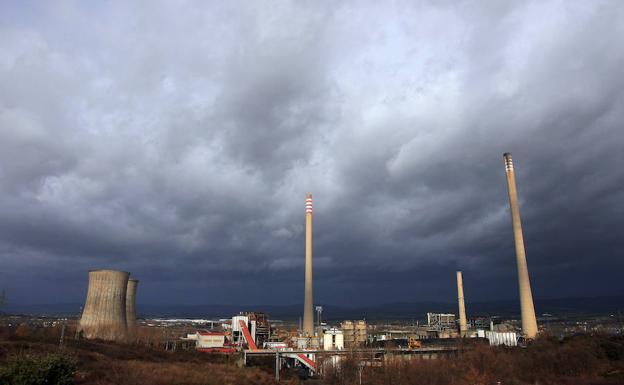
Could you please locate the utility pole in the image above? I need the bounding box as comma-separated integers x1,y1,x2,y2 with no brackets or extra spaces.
59,321,66,349
75,306,83,339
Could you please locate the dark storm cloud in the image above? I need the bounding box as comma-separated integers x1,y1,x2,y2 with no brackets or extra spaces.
1,1,623,307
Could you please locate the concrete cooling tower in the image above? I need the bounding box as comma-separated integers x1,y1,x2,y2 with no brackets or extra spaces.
126,279,139,339
78,269,129,342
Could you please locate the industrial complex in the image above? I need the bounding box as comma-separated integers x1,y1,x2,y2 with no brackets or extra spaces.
72,153,542,377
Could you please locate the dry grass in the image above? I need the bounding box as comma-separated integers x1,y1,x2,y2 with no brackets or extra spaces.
75,360,278,385
0,327,279,385
320,335,624,385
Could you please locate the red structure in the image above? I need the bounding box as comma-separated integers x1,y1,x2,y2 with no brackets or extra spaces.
239,319,258,350
297,353,316,369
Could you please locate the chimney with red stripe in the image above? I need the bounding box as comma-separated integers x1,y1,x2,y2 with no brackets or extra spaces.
303,193,314,336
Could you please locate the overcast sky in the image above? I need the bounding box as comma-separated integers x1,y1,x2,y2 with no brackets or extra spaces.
1,1,623,309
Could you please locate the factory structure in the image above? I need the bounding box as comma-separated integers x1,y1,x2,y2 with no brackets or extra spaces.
74,153,540,376
411,153,539,342
77,269,139,342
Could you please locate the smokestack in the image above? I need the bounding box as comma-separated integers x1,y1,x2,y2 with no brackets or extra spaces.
303,193,314,336
78,269,129,342
126,279,139,340
456,271,468,337
503,153,538,339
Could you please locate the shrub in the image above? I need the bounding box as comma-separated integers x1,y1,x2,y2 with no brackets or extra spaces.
0,353,76,385
600,339,624,361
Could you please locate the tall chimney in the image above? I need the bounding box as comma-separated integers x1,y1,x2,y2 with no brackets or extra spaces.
456,271,468,337
303,193,314,336
503,153,538,339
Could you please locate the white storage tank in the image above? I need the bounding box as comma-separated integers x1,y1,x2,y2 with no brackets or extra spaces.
485,331,518,347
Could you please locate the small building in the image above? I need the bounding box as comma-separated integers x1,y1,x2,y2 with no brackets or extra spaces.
183,331,227,350
323,328,344,350
197,331,225,348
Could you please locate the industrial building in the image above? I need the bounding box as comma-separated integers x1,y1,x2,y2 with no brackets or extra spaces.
238,312,270,347
469,317,494,330
187,331,226,348
427,313,456,329
322,328,344,350
231,314,256,347
477,330,519,347
341,320,367,348
182,331,237,353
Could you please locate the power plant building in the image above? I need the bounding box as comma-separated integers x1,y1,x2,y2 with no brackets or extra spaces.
427,313,456,329
341,320,367,348
503,153,539,339
78,269,129,342
232,315,255,346
238,311,270,347
323,328,344,350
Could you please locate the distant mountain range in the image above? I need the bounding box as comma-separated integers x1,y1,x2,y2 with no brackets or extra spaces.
4,296,624,321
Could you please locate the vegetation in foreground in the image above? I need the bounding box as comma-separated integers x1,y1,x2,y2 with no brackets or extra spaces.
0,326,286,385
322,334,624,385
1,325,624,385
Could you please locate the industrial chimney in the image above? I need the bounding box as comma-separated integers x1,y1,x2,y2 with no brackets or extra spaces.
456,271,468,337
78,269,129,342
503,153,538,339
126,279,139,340
303,193,315,336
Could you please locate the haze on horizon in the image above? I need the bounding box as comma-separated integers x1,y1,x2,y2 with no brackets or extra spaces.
1,1,623,309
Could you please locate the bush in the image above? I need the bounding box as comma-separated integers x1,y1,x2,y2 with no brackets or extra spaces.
0,353,76,385
600,338,624,361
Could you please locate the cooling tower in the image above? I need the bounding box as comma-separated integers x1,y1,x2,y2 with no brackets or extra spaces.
303,193,315,336
503,153,538,339
456,271,468,337
126,279,139,339
78,269,129,342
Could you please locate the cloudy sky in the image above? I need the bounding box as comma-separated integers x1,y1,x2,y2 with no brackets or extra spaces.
1,1,623,309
